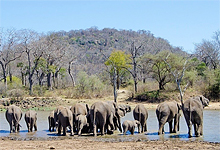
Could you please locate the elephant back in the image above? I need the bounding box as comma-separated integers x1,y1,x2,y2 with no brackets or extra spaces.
133,104,148,122
6,105,22,123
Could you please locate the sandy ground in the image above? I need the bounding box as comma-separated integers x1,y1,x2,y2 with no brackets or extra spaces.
0,90,220,149
0,137,220,150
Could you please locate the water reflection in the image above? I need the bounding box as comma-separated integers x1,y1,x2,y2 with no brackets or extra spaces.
0,109,219,142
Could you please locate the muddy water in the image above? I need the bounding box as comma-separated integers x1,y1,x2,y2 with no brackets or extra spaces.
0,109,219,142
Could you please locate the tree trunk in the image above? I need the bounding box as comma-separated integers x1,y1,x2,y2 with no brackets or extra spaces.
47,72,52,90
68,62,75,87
113,67,117,103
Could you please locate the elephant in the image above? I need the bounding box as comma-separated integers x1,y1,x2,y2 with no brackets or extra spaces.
75,114,89,136
122,120,140,135
57,107,74,136
133,104,148,133
48,110,55,132
182,95,209,137
106,101,122,132
156,101,181,135
53,106,65,126
118,104,131,117
5,105,22,133
70,103,89,132
89,101,117,136
25,110,37,132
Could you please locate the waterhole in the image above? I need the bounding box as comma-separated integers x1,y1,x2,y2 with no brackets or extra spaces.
0,109,219,142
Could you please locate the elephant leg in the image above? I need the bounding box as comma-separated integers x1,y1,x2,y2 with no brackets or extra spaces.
137,124,141,133
62,126,66,136
144,122,147,132
141,123,144,133
184,112,192,137
123,126,128,135
188,121,193,137
34,122,37,131
197,123,203,137
100,124,105,135
9,122,13,133
169,120,173,133
14,121,18,133
30,121,34,132
200,122,203,136
131,127,135,135
58,123,62,135
93,124,97,136
158,122,165,135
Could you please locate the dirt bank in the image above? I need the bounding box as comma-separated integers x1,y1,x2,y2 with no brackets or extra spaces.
0,137,219,150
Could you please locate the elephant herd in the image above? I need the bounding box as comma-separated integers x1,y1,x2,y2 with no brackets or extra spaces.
4,95,209,138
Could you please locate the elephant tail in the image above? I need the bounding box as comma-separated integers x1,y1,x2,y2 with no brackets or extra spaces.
93,108,96,126
189,100,192,123
13,110,22,128
138,107,141,123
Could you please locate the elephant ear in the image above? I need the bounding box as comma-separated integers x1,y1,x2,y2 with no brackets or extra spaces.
199,95,209,108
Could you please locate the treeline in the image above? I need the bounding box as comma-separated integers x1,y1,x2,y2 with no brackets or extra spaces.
0,27,219,101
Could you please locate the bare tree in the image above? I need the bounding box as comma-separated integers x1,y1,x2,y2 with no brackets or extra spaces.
0,28,23,89
128,41,142,94
164,54,190,105
19,29,43,95
195,31,220,70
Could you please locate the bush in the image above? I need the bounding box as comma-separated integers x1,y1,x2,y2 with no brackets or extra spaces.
6,89,24,98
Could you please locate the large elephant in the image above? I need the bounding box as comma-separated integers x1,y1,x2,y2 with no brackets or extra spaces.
25,110,37,132
106,101,122,132
48,110,55,132
89,101,116,136
156,101,181,135
133,104,148,133
5,105,22,133
122,120,140,135
70,103,89,132
57,107,74,136
53,106,65,126
182,95,209,137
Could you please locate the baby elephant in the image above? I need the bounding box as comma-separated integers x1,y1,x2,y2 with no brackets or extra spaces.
122,120,140,135
76,114,89,136
25,110,37,132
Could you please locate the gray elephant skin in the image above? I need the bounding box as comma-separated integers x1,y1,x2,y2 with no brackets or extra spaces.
76,114,89,136
48,110,55,132
89,101,118,136
156,101,181,135
54,106,74,136
118,104,131,117
122,120,140,135
133,104,148,133
70,103,89,132
25,110,37,132
182,95,209,137
106,101,122,132
5,105,22,133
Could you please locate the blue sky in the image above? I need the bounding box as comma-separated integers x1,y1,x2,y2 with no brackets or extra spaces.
1,0,219,53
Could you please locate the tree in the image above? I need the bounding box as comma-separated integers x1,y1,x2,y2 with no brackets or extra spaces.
104,50,131,102
19,29,43,95
128,41,142,94
164,53,191,105
195,31,220,70
145,51,172,90
0,28,23,90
